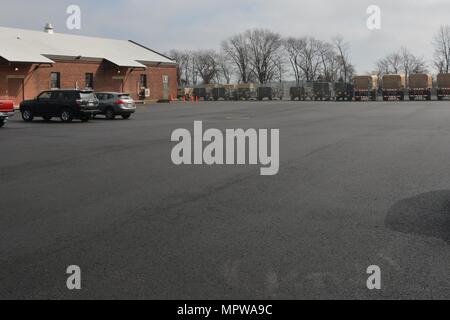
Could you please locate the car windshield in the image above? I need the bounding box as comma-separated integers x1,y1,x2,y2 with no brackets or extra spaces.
80,92,96,100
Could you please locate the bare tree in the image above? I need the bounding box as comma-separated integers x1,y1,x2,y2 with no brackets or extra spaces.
217,54,233,84
316,40,340,82
284,37,303,86
169,49,191,86
273,53,286,84
297,37,322,82
433,25,450,73
376,48,427,79
333,36,355,83
193,50,219,85
400,47,428,82
222,34,251,83
376,51,402,76
245,29,283,84
190,53,199,86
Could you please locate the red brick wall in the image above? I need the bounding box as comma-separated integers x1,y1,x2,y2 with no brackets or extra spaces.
0,58,177,105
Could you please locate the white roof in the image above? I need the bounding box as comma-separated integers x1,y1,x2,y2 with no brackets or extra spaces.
0,26,175,67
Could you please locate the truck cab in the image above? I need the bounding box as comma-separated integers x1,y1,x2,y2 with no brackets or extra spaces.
0,100,14,128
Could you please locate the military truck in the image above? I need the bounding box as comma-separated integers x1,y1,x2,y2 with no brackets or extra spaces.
290,83,314,101
290,87,304,101
334,82,354,101
353,75,378,101
258,87,273,101
224,84,237,101
272,86,284,100
409,74,432,101
437,74,450,100
235,84,257,101
193,87,206,100
313,82,333,101
212,87,227,101
382,75,406,101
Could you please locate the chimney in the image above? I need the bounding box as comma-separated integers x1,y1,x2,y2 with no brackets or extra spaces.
44,23,54,34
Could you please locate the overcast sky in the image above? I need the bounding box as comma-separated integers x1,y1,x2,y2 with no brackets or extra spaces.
1,0,449,74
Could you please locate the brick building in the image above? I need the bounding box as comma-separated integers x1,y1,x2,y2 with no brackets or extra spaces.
0,25,177,106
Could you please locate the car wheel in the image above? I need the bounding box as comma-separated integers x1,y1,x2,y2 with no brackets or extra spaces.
42,116,52,122
80,115,90,123
0,119,5,128
122,114,131,120
105,108,115,120
21,108,34,122
60,109,73,123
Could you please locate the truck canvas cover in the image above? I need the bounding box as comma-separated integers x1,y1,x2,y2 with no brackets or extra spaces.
382,75,406,90
409,74,432,89
354,75,378,90
437,74,450,88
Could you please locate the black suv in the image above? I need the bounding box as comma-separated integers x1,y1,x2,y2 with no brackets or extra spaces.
20,90,99,123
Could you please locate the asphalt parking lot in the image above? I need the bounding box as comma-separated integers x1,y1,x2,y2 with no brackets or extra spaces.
2,100,450,299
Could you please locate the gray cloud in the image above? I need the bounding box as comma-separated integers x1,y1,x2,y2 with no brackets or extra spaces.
1,0,449,73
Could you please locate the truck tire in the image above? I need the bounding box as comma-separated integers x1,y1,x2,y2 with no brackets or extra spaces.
60,109,74,123
21,108,34,122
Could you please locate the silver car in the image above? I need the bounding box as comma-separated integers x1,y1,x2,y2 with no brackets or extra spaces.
94,92,137,120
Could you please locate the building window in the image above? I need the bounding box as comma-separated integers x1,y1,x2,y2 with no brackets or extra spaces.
139,74,147,89
50,72,60,89
85,73,94,89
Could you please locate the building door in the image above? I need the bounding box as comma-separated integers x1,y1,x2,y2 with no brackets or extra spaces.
162,75,169,100
112,78,124,93
7,77,24,106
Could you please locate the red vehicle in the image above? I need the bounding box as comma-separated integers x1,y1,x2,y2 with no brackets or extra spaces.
0,100,14,128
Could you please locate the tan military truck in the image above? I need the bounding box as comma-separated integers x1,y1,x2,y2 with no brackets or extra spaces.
437,74,450,100
353,75,378,101
382,75,406,101
409,74,432,101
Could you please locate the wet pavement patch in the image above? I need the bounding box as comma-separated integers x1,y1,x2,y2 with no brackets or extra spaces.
386,190,450,243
